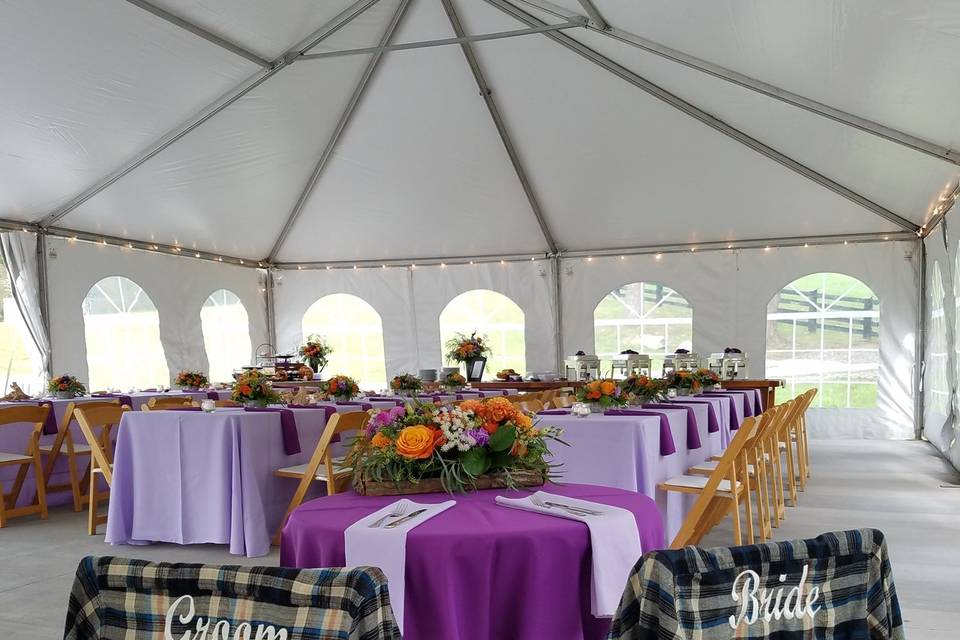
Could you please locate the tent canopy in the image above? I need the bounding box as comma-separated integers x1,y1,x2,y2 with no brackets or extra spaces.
1,0,958,264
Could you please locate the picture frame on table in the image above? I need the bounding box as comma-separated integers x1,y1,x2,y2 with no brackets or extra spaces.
467,358,486,382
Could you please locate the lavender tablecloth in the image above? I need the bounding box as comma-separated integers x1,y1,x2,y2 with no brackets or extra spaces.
538,408,713,541
280,483,664,640
105,407,334,557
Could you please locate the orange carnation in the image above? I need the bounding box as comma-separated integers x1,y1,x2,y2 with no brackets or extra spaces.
371,432,392,449
395,425,439,459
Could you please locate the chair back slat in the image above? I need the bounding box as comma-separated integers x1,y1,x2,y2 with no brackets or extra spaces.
73,405,128,486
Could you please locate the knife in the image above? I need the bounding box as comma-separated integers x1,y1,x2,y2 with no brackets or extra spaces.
543,501,603,516
384,508,427,529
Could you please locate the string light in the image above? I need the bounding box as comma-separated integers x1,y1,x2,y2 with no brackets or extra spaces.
353,265,357,270
326,266,331,270
803,243,809,248
655,253,662,261
411,264,416,269
764,246,771,252
297,265,302,270
195,252,201,258
690,247,696,252
441,263,447,268
499,260,505,265
381,264,386,269
586,256,593,262
619,255,625,260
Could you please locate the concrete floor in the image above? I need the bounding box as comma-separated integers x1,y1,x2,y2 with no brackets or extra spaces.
1,439,958,637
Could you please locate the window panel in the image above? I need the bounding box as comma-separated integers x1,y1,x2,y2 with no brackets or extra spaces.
201,289,252,383
82,276,169,391
0,256,43,395
302,294,387,391
439,289,526,377
767,272,880,409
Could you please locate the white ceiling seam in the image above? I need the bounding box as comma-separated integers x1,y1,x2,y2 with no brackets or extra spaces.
441,0,557,254
36,0,383,229
510,0,960,167
121,0,272,68
266,0,412,262
484,0,921,234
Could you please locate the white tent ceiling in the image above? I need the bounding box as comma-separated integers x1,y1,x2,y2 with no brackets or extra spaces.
2,0,958,263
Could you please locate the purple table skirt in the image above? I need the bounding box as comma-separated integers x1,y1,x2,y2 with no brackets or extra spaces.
280,483,664,640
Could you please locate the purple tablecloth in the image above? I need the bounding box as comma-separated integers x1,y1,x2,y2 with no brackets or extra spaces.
106,407,334,557
280,483,664,640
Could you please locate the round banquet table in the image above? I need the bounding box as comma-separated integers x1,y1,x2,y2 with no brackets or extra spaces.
280,483,665,640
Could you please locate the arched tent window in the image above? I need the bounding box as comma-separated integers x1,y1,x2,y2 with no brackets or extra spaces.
82,276,169,390
593,282,693,375
766,273,880,409
0,254,43,395
302,294,387,391
439,290,526,376
928,262,950,415
201,289,252,383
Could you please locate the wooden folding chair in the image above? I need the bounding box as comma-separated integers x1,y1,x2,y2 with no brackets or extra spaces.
0,405,50,527
74,404,128,535
38,400,120,512
791,388,816,488
142,396,194,411
518,399,544,413
660,416,758,547
274,411,370,542
551,394,574,409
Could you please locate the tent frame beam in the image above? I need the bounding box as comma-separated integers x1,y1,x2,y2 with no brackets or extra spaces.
512,0,960,166
122,0,272,68
486,0,920,233
440,0,558,254
299,18,586,60
574,0,607,30
37,0,383,229
266,0,412,263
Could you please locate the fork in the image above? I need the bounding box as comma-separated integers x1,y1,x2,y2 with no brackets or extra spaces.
531,495,600,517
368,502,408,528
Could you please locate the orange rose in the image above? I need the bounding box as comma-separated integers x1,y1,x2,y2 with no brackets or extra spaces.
371,432,392,449
459,399,482,414
395,425,439,459
240,384,252,395
482,420,500,434
600,380,616,395
587,390,601,400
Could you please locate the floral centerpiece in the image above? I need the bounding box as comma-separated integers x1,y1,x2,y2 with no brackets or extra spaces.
693,368,721,390
445,331,491,363
231,371,280,407
575,379,626,411
440,371,467,391
49,375,86,399
324,374,360,402
496,368,518,381
297,365,315,381
666,370,700,396
348,397,564,495
390,373,424,397
174,370,208,390
619,374,666,405
299,335,333,373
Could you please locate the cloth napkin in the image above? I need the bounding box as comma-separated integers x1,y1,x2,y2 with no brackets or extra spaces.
537,409,570,415
669,399,720,433
335,401,374,411
643,403,701,450
91,392,134,409
702,391,754,418
206,390,222,400
495,491,642,617
604,410,677,455
345,499,456,633
242,407,301,455
365,397,406,406
165,406,201,411
9,399,58,435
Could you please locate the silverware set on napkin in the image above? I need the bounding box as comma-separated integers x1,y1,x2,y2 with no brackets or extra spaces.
368,503,428,528
531,495,603,517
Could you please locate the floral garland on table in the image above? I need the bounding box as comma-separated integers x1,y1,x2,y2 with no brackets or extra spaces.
49,375,86,397
692,368,721,390
324,374,360,401
440,371,467,391
619,374,666,405
444,331,491,363
175,370,208,389
299,335,333,372
575,379,626,409
666,370,700,392
347,398,564,494
390,373,423,396
231,371,280,407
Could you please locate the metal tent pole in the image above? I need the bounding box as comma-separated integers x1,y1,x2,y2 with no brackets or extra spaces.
916,238,927,439
36,232,53,377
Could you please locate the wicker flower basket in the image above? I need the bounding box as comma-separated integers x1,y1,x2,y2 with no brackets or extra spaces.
353,469,546,496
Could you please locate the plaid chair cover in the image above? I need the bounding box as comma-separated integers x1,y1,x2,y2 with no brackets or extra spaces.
607,529,904,639
64,556,401,640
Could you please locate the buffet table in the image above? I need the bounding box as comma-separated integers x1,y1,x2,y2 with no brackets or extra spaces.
280,484,663,640
471,381,582,392
721,379,782,411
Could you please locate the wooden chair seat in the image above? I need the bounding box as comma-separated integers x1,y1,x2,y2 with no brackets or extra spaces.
276,457,350,480
0,451,33,465
661,474,741,494
39,442,91,455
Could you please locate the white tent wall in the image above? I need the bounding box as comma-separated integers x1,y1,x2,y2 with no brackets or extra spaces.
561,241,918,439
922,223,960,469
45,238,267,384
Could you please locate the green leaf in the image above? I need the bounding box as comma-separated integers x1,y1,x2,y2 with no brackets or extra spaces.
461,448,490,476
489,424,517,452
489,450,515,469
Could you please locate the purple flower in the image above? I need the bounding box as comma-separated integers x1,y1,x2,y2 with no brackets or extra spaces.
468,429,490,447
